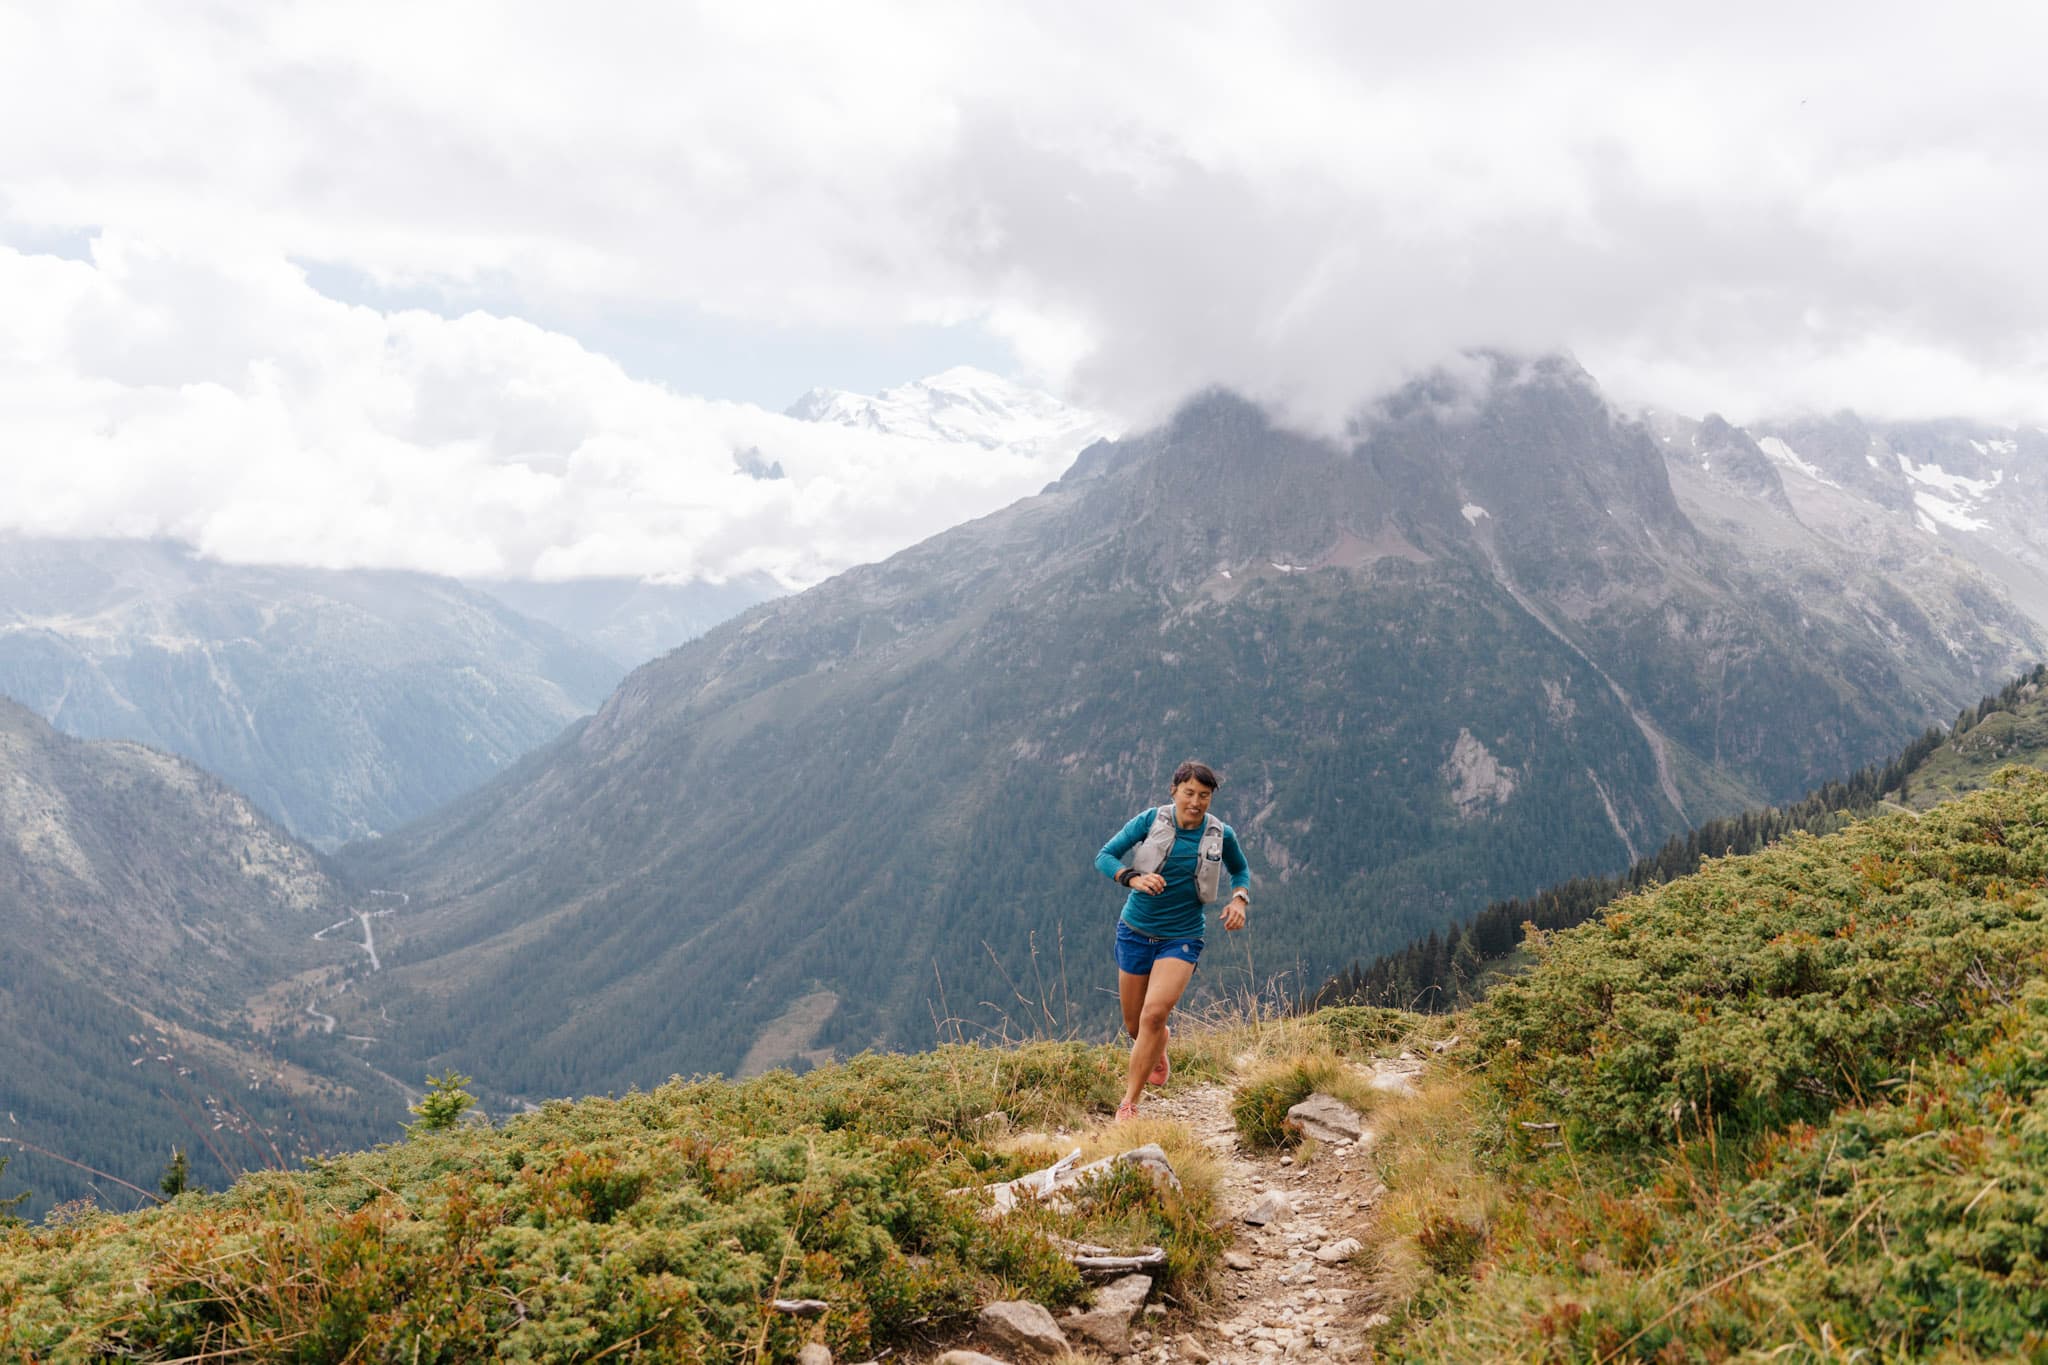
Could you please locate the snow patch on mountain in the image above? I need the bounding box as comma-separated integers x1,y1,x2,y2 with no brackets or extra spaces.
1756,436,1840,488
1898,453,2000,534
1913,491,1991,533
1897,453,2001,500
785,367,1117,459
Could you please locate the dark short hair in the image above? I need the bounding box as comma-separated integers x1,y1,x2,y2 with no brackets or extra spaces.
1171,760,1219,791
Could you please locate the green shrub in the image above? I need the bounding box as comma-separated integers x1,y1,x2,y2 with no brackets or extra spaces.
1231,1059,1325,1149
1376,774,2048,1361
1474,769,2048,1151
0,1038,1183,1363
1415,1210,1487,1278
1316,1005,1416,1054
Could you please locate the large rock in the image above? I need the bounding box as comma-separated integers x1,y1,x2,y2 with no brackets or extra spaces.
1314,1237,1363,1264
978,1301,1068,1358
1066,1274,1153,1354
1243,1189,1295,1226
1286,1093,1366,1143
795,1346,832,1365
1110,1143,1182,1193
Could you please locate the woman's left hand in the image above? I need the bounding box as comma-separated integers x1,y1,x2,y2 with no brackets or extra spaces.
1221,898,1247,932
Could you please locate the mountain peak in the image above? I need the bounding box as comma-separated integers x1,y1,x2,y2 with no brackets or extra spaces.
785,368,1118,454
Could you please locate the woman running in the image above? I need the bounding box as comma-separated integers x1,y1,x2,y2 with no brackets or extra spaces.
1096,760,1252,1121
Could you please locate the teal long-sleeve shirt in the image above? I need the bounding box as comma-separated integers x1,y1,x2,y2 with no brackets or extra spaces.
1095,808,1251,939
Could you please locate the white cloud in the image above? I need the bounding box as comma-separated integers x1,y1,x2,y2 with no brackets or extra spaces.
4,1,2048,576
0,237,1090,585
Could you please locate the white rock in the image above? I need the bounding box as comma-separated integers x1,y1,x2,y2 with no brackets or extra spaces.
978,1301,1068,1357
1243,1190,1294,1226
1224,1250,1254,1270
1285,1093,1366,1144
796,1346,832,1365
937,1353,1013,1365
1314,1238,1363,1264
1066,1274,1153,1354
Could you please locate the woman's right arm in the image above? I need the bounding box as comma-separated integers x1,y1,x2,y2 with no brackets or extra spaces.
1094,809,1154,881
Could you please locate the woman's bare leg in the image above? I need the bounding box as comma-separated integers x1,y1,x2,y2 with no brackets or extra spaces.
1121,958,1195,1111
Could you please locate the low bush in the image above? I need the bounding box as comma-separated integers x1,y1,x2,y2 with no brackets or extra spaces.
1230,1056,1337,1149
1366,773,2048,1360
0,1038,1212,1363
1474,768,2048,1150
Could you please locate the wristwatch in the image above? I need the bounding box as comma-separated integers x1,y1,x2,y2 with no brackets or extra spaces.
1115,869,1135,887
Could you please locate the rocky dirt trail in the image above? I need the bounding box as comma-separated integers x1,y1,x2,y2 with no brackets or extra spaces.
921,1052,1427,1365
1134,1071,1402,1364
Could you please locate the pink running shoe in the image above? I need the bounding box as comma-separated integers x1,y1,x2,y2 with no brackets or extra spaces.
1116,1100,1139,1123
1147,1025,1171,1086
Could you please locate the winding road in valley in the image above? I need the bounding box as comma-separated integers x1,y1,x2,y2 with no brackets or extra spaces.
305,890,409,1039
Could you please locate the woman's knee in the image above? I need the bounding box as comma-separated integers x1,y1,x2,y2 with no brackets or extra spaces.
1139,1000,1175,1032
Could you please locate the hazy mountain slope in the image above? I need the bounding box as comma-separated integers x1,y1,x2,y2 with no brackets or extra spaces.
0,700,401,1219
0,538,622,847
1741,414,2048,624
331,356,2043,1101
1324,662,2048,1011
468,572,786,671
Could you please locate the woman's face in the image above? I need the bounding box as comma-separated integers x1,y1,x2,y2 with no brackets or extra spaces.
1172,779,1215,827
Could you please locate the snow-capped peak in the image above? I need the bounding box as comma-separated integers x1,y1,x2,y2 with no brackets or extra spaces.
786,367,1118,456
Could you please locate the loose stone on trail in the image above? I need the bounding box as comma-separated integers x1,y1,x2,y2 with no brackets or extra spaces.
1243,1189,1295,1225
1286,1092,1367,1144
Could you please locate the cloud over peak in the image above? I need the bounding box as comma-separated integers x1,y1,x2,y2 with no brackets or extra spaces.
4,3,2047,578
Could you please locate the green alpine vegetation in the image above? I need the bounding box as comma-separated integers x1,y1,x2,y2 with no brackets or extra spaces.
1359,767,2048,1359
0,1042,1222,1362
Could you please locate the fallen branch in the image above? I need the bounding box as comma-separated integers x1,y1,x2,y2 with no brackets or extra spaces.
1048,1236,1168,1277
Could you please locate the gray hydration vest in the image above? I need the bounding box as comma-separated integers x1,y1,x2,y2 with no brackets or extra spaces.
1130,805,1227,904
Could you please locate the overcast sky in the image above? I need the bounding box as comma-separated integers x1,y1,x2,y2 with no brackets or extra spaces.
4,2,2046,585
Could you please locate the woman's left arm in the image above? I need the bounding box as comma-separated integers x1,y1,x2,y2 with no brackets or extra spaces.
1221,826,1252,930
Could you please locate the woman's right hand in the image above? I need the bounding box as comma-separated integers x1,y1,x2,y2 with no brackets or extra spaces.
1129,872,1166,895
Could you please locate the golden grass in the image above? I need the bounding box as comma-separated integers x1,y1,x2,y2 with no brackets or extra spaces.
1355,1067,1501,1311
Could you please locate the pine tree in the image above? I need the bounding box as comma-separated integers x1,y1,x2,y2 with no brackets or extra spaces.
159,1146,197,1198
408,1072,478,1135
0,1154,27,1227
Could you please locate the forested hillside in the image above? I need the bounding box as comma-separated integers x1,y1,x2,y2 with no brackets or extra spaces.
0,701,402,1220
1322,661,2048,1010
329,356,2042,1104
